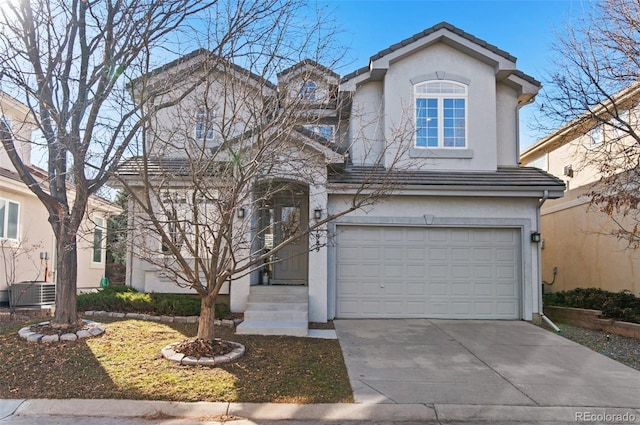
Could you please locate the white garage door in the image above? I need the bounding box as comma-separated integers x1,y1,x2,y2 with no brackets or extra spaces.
335,226,521,319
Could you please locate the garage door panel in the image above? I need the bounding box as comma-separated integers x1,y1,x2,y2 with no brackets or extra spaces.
336,226,521,319
407,282,426,295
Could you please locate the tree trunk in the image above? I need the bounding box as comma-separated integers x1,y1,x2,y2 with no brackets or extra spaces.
197,296,215,340
53,230,80,327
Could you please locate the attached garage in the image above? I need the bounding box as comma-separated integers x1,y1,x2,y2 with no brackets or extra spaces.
335,226,521,319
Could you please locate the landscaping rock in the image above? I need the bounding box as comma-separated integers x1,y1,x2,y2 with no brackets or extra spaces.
26,333,43,342
60,333,78,341
76,330,92,339
41,334,59,343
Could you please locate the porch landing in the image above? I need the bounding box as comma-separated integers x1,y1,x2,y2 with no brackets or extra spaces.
236,285,309,337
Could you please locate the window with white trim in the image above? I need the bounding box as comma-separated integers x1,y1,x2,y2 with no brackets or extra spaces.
0,198,19,240
300,81,317,101
303,124,334,141
415,80,467,148
589,126,604,145
195,107,216,139
92,216,105,263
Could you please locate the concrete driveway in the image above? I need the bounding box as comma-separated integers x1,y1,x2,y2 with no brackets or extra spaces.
334,319,640,407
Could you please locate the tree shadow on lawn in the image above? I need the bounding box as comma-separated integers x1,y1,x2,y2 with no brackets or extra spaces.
0,317,352,403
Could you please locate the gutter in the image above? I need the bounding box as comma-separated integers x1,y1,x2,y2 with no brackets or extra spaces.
535,189,560,332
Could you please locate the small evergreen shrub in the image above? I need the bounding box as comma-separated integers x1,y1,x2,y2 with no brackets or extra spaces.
77,285,230,318
544,288,640,324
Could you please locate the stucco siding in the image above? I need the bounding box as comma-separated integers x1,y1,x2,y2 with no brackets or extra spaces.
540,190,640,295
382,43,498,171
496,83,519,167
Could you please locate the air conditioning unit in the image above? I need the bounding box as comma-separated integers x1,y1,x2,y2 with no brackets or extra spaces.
9,281,56,306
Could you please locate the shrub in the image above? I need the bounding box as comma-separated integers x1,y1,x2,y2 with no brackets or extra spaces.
544,288,640,323
77,285,230,318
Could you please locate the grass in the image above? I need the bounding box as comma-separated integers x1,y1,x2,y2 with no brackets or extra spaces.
0,317,353,403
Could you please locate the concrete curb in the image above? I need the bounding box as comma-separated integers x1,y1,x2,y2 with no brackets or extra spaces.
7,399,640,423
0,399,24,420
11,399,436,422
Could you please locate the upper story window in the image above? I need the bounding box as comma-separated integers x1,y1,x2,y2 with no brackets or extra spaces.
195,107,215,140
300,81,317,101
0,198,19,240
589,126,604,145
415,80,467,148
303,124,334,141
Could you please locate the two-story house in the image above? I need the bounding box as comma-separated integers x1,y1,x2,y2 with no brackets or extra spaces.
521,83,640,296
121,22,565,336
0,91,120,305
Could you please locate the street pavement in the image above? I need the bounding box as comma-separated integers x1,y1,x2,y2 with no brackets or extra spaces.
2,319,640,424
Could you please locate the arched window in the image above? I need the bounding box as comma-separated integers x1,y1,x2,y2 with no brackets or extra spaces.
300,80,317,101
415,80,467,148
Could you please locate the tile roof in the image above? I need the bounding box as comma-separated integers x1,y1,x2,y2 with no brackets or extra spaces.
134,48,277,90
328,166,566,192
277,59,340,79
117,156,224,177
342,21,516,83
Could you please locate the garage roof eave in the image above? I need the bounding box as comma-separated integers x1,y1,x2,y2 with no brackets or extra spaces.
327,184,565,198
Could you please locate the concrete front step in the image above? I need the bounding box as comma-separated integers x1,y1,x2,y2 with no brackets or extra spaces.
247,294,308,303
245,302,308,311
236,320,308,337
248,285,307,295
238,285,309,336
244,309,308,322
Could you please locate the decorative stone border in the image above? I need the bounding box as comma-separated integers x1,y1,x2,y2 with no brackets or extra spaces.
161,340,245,366
83,311,242,328
18,319,105,343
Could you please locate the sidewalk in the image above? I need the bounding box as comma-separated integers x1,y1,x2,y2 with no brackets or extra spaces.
2,399,640,424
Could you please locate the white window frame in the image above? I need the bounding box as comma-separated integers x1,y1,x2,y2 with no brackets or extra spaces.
300,80,317,101
303,124,334,141
414,80,467,149
0,198,19,241
91,216,105,265
195,107,216,140
589,125,604,145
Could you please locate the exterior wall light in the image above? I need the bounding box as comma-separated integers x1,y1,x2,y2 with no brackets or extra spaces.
314,208,322,221
237,207,246,218
530,232,541,243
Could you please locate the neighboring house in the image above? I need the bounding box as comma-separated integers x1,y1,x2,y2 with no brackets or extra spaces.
121,22,565,335
0,91,120,304
521,84,640,296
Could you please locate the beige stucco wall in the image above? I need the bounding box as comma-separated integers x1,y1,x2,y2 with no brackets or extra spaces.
382,43,498,171
0,93,34,171
346,42,524,172
348,81,385,166
540,188,640,295
523,122,640,296
0,176,115,301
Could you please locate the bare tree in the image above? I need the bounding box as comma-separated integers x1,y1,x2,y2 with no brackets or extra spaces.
0,0,230,327
115,20,412,340
539,0,640,247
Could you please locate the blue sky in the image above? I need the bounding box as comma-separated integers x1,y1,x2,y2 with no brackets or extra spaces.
322,0,591,149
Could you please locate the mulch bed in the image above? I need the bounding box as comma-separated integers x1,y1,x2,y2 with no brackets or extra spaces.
172,338,237,358
29,321,89,336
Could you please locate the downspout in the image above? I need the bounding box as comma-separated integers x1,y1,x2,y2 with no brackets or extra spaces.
536,189,560,332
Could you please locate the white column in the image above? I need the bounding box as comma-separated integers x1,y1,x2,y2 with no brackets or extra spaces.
308,183,328,322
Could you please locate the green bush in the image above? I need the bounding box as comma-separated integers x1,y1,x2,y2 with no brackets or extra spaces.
77,285,230,318
544,288,640,323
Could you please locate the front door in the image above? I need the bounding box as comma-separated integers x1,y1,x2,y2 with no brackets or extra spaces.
260,194,309,285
